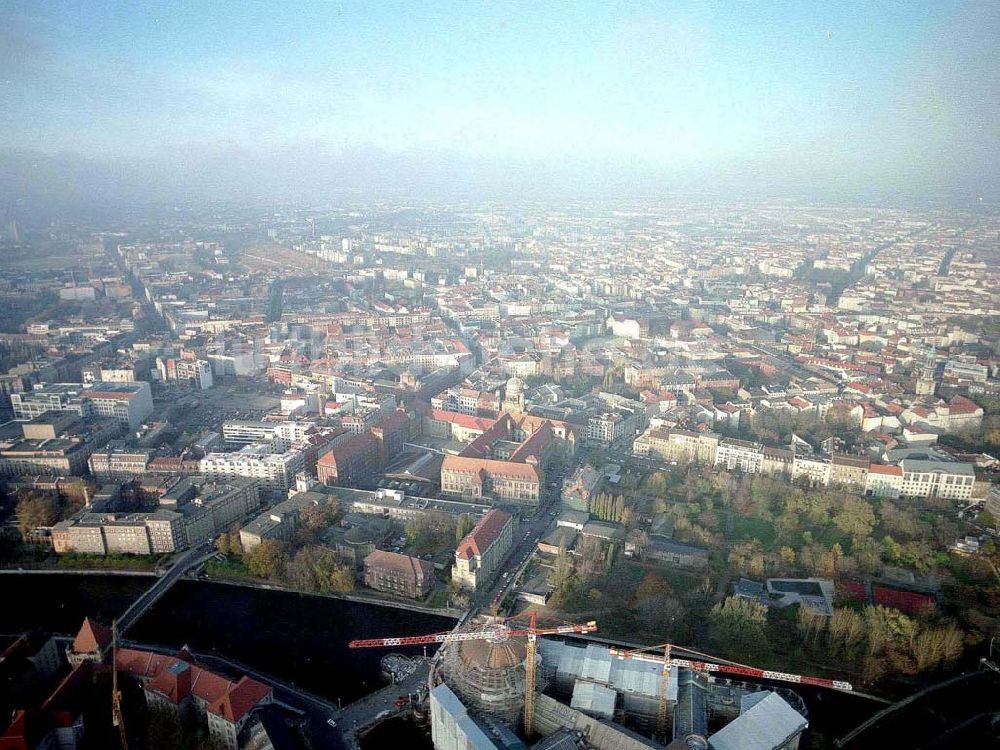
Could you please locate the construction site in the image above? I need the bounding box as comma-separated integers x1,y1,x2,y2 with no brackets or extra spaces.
348,614,844,750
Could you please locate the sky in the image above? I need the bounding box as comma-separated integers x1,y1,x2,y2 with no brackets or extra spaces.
1,1,998,204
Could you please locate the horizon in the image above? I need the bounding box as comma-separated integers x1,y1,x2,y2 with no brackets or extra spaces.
2,1,998,208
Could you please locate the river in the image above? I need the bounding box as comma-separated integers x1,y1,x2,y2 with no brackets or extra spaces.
0,574,455,708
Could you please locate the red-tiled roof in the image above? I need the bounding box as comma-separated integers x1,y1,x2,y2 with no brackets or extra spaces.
208,676,271,723
456,509,512,561
948,395,981,415
868,463,902,476
364,550,434,579
116,647,175,679
442,455,541,482
146,661,192,703
115,646,270,724
191,668,236,705
317,432,378,466
430,409,495,432
71,618,112,654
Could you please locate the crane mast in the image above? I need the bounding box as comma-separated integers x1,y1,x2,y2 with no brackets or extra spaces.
111,621,128,750
348,616,598,735
524,612,537,737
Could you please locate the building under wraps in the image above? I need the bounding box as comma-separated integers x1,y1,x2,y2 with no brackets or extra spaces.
437,633,529,726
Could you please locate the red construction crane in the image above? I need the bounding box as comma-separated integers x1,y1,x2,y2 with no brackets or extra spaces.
609,644,853,739
348,615,598,737
347,617,598,649
610,645,853,691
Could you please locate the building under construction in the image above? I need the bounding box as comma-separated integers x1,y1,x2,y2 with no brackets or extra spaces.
436,628,529,725
357,616,817,750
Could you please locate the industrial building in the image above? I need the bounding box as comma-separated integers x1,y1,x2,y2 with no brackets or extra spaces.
427,629,810,750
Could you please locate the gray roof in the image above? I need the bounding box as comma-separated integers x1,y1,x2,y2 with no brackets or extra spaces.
648,538,708,558
570,680,617,718
430,683,499,750
708,692,807,750
899,459,974,476
538,639,676,701
581,521,626,541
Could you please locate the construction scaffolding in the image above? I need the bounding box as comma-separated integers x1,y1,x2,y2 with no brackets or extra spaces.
438,632,529,726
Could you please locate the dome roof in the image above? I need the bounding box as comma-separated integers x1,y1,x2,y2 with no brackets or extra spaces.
505,376,525,395
457,637,527,670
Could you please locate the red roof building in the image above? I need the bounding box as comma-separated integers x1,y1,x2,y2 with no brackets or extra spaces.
363,550,435,599
452,509,515,591
66,618,113,666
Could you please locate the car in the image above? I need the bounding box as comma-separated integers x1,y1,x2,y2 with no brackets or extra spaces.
327,718,338,728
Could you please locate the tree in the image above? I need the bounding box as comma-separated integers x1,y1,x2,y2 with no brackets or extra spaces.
577,536,609,578
15,494,59,538
831,495,876,542
214,533,231,555
637,594,686,635
455,513,476,543
709,596,768,656
827,607,865,658
406,511,455,554
550,547,581,611
911,624,964,672
244,539,287,578
214,531,241,556
728,541,766,578
146,704,184,750
285,545,355,594
798,606,827,649
634,572,671,603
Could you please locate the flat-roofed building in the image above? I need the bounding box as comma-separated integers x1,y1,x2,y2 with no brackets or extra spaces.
899,459,975,500
430,683,501,750
10,383,86,422
715,439,764,474
791,455,831,486
239,491,324,550
80,381,154,431
200,444,306,494
89,441,151,479
633,427,719,464
54,477,260,554
0,413,120,478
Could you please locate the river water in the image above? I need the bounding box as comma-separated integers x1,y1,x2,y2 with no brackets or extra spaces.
0,575,454,707
0,574,890,748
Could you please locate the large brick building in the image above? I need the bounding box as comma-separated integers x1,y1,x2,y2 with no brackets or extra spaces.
316,409,409,487
441,456,542,505
317,432,379,486
363,550,435,599
438,411,574,506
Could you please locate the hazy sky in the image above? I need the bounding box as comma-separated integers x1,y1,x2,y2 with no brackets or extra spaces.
1,1,997,202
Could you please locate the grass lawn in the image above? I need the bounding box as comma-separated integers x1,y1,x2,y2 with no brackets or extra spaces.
55,553,162,571
424,586,451,609
204,555,253,579
731,515,778,548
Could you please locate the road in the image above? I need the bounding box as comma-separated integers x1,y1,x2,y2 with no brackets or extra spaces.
476,455,579,613
331,659,431,750
117,543,216,632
